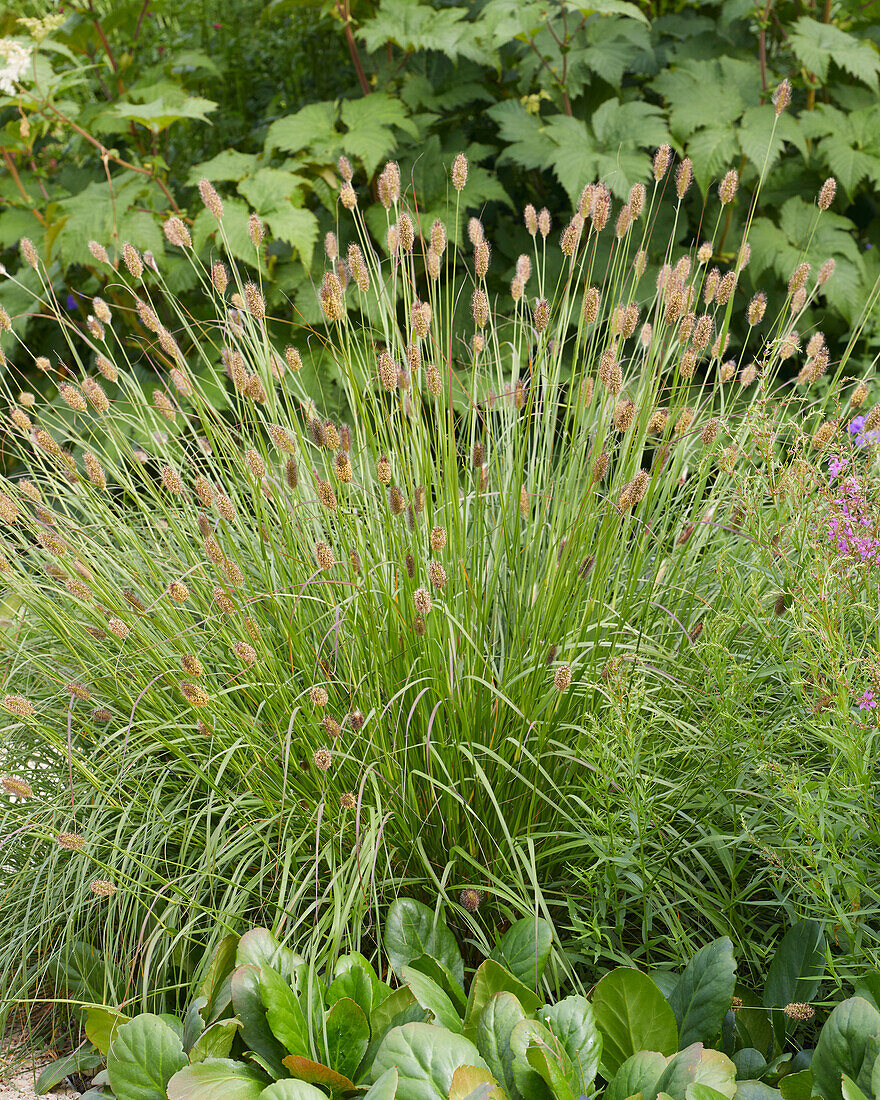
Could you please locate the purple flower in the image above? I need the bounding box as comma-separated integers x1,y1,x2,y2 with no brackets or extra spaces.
826,477,880,564
828,454,849,478
849,415,880,448
858,688,877,710
66,293,77,310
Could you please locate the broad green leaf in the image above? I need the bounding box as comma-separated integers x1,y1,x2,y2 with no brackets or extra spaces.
605,1051,668,1100
111,93,218,132
384,899,464,986
281,1056,356,1092
340,92,420,177
763,921,824,1044
167,1059,267,1100
183,997,210,1053
236,929,304,984
263,207,320,264
592,968,679,1075
538,996,602,1095
333,952,391,1010
668,939,736,1048
511,1018,570,1100
35,1048,103,1095
475,992,526,1097
465,960,542,1037
328,962,380,1020
841,1076,871,1100
448,1065,504,1100
812,997,880,1100
854,973,880,1012
778,1070,812,1100
364,1068,399,1100
731,1049,766,1080
372,1022,488,1100
198,935,239,1024
403,965,463,1033
266,102,339,154
189,1020,240,1063
406,955,468,1015
491,917,552,988
261,1083,331,1100
655,1046,735,1100
261,965,310,1059
730,1085,781,1100
324,996,371,1080
357,0,493,65
106,1015,188,1100
687,1087,732,1100
789,17,880,87
237,168,307,212
187,150,258,185
231,965,289,1081
85,1006,129,1055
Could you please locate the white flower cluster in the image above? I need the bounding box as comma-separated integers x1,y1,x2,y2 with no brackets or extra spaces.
0,39,33,96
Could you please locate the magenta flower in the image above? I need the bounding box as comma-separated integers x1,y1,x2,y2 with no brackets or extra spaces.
858,688,877,710
826,477,880,564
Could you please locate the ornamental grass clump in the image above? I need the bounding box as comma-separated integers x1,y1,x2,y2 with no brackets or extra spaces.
0,106,876,1010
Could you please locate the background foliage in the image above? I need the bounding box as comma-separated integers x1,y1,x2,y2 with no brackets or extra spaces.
3,0,880,389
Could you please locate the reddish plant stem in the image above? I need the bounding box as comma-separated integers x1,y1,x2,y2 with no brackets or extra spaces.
1,148,47,225
336,0,371,96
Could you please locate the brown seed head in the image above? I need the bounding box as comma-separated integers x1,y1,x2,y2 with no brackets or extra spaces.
88,240,109,264
554,664,572,692
428,560,447,589
389,485,406,515
181,655,204,677
57,832,85,851
614,399,636,433
599,349,623,396
472,289,489,329
2,774,34,798
533,298,550,333
653,144,672,180
315,541,334,571
233,641,257,665
168,580,190,603
181,681,209,707
314,747,333,771
3,695,35,718
773,79,792,115
84,452,106,490
675,158,693,200
718,169,738,205
747,293,766,326
198,179,224,218
451,152,468,191
701,418,720,446
817,258,835,285
378,161,401,208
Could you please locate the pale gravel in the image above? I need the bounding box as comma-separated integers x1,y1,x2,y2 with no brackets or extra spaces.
0,1039,79,1100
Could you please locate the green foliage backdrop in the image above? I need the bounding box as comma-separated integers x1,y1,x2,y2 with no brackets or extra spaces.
2,0,880,389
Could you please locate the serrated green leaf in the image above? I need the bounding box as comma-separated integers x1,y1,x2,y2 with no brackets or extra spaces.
357,0,493,64
187,150,258,185
789,17,880,88
267,102,339,155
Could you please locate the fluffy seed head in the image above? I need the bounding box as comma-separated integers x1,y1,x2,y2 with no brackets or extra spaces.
3,695,35,718
599,349,622,396
376,455,392,484
315,541,334,571
716,271,737,305
524,204,538,236
398,212,415,253
163,216,192,248
90,879,117,896
58,383,87,413
675,158,693,199
472,289,489,329
198,179,224,218
244,448,266,479
334,452,353,483
653,144,672,180
320,272,345,322
88,240,109,264
233,641,257,665
243,282,265,320
19,237,39,269
153,390,176,422
314,748,333,771
181,681,209,707
83,377,110,413
338,155,353,182
583,286,600,325
237,207,261,250
773,79,792,115
57,833,85,851
451,152,468,191
84,452,106,490
181,655,204,677
817,177,837,211
817,258,835,285
538,208,551,239
389,485,406,515
533,298,550,333
614,399,636,433
460,888,484,912
554,665,572,692
747,292,767,326
168,580,190,603
2,774,34,798
378,350,398,391
718,169,738,205
851,382,869,408
428,560,447,589
701,418,720,446
628,182,646,220
121,242,143,279
414,587,432,615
